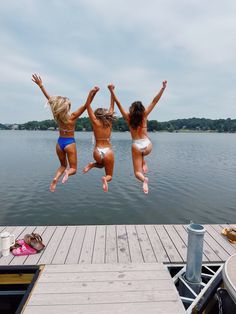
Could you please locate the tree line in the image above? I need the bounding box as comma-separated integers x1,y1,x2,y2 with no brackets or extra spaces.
1,117,236,132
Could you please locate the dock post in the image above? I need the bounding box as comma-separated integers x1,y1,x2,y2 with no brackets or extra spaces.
184,222,205,294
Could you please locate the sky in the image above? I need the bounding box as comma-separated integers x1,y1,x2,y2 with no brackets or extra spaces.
0,0,235,123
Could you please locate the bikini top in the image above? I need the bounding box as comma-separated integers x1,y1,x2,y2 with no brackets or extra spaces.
95,137,110,141
59,127,74,133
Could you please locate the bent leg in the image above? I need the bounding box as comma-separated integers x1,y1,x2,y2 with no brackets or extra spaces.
102,149,114,192
142,142,152,174
50,144,67,192
83,149,104,174
132,145,149,194
62,143,77,184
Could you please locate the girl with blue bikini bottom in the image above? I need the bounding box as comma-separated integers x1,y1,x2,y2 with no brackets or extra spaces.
32,74,97,192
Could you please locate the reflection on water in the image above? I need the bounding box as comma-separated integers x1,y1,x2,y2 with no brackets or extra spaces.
0,131,236,225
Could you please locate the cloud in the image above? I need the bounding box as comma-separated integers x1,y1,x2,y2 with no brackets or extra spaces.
0,0,235,123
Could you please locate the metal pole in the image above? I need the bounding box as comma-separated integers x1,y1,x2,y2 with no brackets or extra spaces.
184,223,205,293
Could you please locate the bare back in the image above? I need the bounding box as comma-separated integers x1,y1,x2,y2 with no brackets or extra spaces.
92,120,112,148
128,115,148,140
58,117,76,138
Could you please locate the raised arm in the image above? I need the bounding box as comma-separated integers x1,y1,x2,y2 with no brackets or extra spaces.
85,86,100,124
107,84,115,114
145,80,167,116
32,74,50,100
108,85,129,121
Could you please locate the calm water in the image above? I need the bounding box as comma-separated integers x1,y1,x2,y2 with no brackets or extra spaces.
0,131,235,225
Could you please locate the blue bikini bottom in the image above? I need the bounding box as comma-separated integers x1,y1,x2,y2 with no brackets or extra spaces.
58,137,75,151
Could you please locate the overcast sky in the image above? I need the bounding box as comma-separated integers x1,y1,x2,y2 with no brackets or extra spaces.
0,0,235,123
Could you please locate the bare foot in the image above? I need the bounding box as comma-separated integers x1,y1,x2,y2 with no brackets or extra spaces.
83,162,94,174
143,177,149,194
62,169,69,184
50,178,57,192
142,159,148,174
102,176,108,192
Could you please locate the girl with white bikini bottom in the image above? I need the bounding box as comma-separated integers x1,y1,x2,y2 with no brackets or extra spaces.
109,81,167,194
83,85,116,192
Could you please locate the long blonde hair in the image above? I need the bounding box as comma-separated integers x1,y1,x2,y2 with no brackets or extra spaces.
94,108,116,128
48,96,71,124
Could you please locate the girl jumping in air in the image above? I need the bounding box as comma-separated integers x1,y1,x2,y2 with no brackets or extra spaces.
83,85,116,192
32,74,97,192
109,81,167,194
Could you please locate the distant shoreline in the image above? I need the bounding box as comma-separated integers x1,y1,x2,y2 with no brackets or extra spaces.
1,117,236,133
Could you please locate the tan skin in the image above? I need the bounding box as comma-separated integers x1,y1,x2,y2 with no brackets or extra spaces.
32,74,96,192
83,85,115,192
109,81,167,193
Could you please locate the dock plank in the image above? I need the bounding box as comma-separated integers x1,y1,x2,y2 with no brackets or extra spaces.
164,225,187,261
136,225,156,262
117,225,131,263
24,301,185,314
105,225,117,263
65,226,86,264
25,262,185,314
145,225,169,263
92,225,106,263
79,226,96,264
52,226,76,264
126,224,144,263
39,226,67,264
154,225,182,262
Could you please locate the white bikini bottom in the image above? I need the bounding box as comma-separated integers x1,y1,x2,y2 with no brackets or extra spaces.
96,147,110,159
132,138,151,151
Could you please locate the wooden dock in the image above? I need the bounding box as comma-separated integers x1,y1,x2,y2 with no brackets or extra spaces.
0,224,235,313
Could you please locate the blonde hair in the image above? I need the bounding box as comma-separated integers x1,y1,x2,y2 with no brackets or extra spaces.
94,108,116,128
48,96,71,124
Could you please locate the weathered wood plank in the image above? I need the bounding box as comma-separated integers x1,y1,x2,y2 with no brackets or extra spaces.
79,226,96,264
164,225,187,261
136,225,156,263
203,230,229,261
65,226,86,264
39,226,67,265
92,225,106,263
52,226,76,264
28,290,179,306
154,225,182,262
40,271,170,283
105,225,117,263
145,225,169,263
44,263,164,273
24,301,185,314
33,279,174,294
126,225,144,263
117,225,131,263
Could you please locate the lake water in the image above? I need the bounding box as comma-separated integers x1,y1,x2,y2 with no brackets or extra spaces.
0,131,235,225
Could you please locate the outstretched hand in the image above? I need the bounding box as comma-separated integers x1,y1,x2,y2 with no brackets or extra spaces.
162,80,167,89
32,74,43,87
108,84,115,91
90,86,100,95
